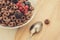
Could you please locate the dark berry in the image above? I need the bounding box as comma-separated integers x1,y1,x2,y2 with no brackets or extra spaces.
15,12,23,19
12,0,18,4
15,13,20,19
25,1,31,7
25,5,29,9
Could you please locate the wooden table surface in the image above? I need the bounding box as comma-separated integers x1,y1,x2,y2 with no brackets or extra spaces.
15,0,60,40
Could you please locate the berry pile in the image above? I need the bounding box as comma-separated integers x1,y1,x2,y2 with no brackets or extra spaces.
16,0,34,15
0,0,34,27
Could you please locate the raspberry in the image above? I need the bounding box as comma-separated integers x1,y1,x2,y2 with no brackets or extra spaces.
19,7,24,12
16,2,23,7
24,9,28,14
25,5,29,9
19,7,23,10
19,4,23,7
24,5,29,14
16,2,20,6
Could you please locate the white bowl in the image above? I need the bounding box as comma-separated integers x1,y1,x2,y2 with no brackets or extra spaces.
0,0,37,29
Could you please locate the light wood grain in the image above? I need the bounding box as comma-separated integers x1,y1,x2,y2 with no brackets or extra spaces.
15,0,60,40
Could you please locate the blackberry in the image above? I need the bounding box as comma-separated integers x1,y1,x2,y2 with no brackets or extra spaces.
15,12,24,19
24,1,31,7
12,0,18,4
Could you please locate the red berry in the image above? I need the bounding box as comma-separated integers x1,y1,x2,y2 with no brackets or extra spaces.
19,7,23,10
22,6,25,10
16,1,22,7
24,9,28,13
16,3,20,6
19,4,23,7
19,7,24,12
25,5,29,9
18,1,23,7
